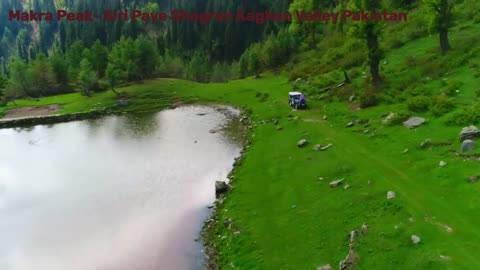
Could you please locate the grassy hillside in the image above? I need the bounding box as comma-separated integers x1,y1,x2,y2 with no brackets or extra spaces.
2,2,480,269
1,69,479,269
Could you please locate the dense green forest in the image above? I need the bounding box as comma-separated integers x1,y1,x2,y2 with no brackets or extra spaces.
0,0,291,100
0,0,473,105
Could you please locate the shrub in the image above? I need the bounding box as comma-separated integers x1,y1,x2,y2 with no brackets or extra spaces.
430,96,454,116
388,39,405,49
460,0,480,21
441,80,462,97
380,89,401,104
336,49,366,69
445,104,480,126
406,96,431,112
385,111,412,126
360,89,379,108
418,55,447,79
157,53,185,78
210,63,230,83
405,56,417,67
404,28,427,41
473,69,480,78
396,73,422,94
92,80,109,92
311,71,344,90
403,85,429,97
335,85,355,101
349,68,361,79
255,92,269,102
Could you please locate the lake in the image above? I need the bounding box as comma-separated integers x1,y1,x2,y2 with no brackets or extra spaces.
0,105,242,270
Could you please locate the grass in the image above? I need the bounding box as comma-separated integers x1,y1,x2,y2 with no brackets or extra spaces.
2,5,480,269
2,73,480,269
199,78,480,270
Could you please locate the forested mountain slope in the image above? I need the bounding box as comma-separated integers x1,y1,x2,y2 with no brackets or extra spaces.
0,0,290,61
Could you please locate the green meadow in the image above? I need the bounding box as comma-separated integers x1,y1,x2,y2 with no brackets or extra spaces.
2,3,480,268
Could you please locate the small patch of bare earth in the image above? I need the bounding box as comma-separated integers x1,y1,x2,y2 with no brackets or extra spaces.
303,118,324,123
2,104,61,120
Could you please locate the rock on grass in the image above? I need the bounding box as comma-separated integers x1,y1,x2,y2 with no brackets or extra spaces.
461,139,475,153
468,175,479,183
330,178,344,188
420,139,431,148
317,264,332,270
411,235,421,244
403,117,426,129
297,139,308,147
459,125,480,141
320,144,333,151
387,191,396,199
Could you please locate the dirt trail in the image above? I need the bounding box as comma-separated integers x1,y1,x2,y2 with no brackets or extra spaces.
2,105,61,120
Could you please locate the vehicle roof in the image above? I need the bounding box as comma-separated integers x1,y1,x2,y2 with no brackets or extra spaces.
289,92,303,96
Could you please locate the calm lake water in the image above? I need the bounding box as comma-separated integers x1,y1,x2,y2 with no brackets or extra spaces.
0,106,242,270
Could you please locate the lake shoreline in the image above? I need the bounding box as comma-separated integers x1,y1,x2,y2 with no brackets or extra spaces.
0,110,111,129
201,147,250,270
200,112,251,270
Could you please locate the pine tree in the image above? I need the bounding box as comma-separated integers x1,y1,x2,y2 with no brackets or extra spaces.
0,73,7,102
185,53,210,82
66,40,85,82
77,58,97,96
135,36,159,79
50,47,69,86
90,40,109,78
16,29,30,62
249,49,261,79
210,62,230,83
239,51,249,79
30,53,56,96
8,57,32,98
106,63,120,95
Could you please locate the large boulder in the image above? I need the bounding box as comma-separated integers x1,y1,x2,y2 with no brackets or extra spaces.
215,181,229,197
460,125,480,141
461,139,476,153
403,117,427,129
387,191,396,199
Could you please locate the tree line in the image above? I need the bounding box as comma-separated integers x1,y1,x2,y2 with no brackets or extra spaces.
0,0,458,103
0,26,298,103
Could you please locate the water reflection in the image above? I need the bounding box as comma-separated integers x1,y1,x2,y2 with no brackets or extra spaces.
117,112,159,139
0,106,241,270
